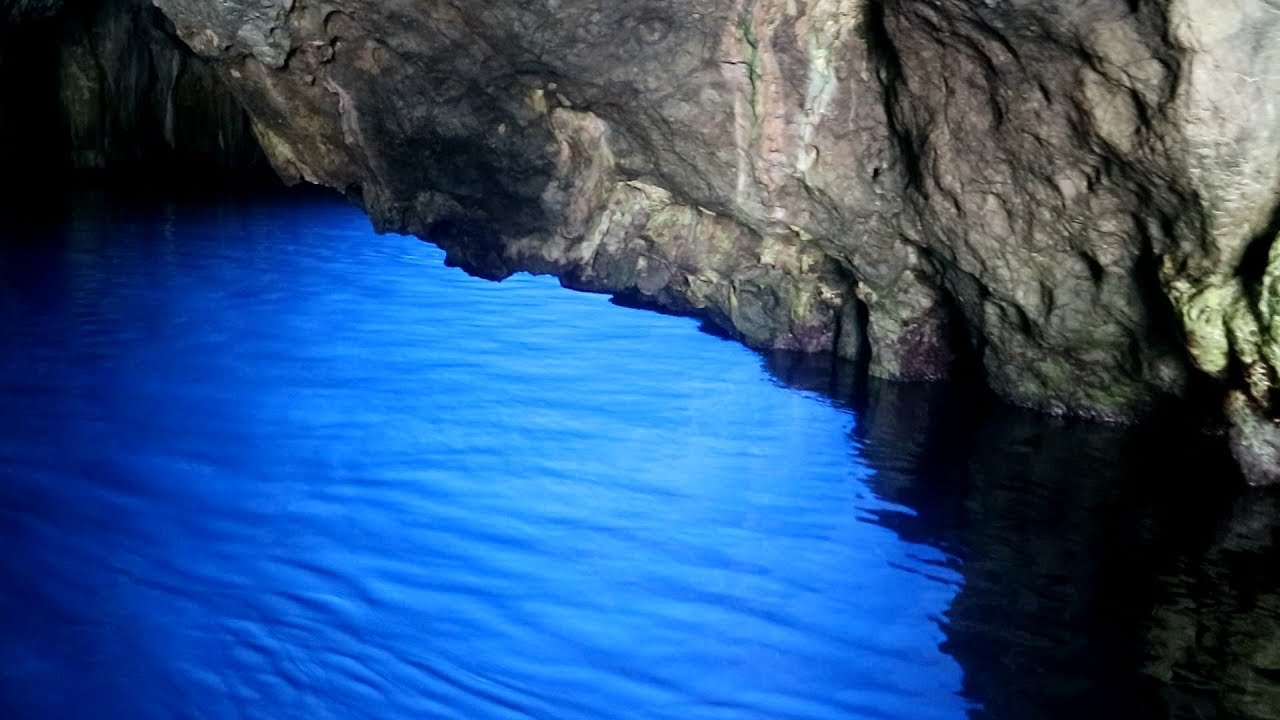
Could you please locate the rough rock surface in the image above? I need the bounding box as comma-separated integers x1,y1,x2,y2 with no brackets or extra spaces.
0,0,266,183
132,0,1280,480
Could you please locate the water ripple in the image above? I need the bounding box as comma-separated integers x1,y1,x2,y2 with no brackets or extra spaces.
0,191,967,720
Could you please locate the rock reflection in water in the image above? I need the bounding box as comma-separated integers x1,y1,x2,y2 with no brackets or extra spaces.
764,350,1277,720
4,191,1280,720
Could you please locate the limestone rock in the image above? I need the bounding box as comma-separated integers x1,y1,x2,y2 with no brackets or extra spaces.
125,0,1280,479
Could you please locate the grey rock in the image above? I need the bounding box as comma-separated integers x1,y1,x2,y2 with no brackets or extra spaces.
1228,392,1280,486
126,0,1280,479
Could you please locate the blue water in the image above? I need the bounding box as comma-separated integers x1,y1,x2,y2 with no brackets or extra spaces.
0,189,1276,720
0,192,968,719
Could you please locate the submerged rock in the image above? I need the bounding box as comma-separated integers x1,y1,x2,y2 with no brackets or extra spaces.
99,0,1280,480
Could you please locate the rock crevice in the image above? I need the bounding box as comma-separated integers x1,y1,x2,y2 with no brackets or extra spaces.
56,0,1280,481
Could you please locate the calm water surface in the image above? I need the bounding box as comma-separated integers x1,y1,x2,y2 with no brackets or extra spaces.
0,190,1275,720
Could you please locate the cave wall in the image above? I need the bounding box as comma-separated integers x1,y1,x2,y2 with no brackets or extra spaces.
56,0,1280,481
0,0,268,186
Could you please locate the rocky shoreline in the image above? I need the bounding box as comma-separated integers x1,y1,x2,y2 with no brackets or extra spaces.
8,0,1280,482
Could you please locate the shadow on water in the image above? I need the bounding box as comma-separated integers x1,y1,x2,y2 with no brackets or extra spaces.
764,350,1280,720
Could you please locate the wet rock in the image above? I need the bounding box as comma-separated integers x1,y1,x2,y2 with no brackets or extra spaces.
1227,393,1280,486
143,0,1280,478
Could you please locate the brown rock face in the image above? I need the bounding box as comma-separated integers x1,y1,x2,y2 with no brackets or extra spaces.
146,0,1280,479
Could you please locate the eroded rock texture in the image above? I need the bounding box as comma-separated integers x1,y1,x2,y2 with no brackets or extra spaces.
148,0,1280,480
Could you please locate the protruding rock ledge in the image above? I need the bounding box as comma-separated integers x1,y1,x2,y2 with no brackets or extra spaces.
1228,393,1280,486
130,0,1280,483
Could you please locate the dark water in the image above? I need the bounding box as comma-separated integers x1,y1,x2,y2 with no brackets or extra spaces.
0,190,1276,720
